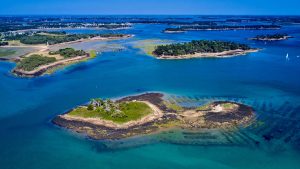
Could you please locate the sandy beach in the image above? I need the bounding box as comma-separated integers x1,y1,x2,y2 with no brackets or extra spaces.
156,49,259,59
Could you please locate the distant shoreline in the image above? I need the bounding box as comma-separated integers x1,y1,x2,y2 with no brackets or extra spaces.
250,36,292,41
9,35,133,77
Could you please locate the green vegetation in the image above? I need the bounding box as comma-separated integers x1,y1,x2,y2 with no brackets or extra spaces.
164,25,281,32
153,40,251,56
0,49,16,57
133,39,172,56
253,33,289,40
0,21,131,32
0,41,9,46
16,54,56,71
36,31,67,36
164,101,183,112
49,48,86,58
196,104,211,111
4,33,128,45
221,103,236,109
68,99,153,123
89,50,97,58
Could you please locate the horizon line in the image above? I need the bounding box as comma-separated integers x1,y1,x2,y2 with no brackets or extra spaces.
1,14,300,16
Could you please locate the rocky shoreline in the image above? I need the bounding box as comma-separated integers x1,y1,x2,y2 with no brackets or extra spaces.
52,93,255,140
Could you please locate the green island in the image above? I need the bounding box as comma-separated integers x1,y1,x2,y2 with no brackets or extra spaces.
152,40,258,59
13,47,92,76
250,33,292,41
163,25,281,33
53,93,255,140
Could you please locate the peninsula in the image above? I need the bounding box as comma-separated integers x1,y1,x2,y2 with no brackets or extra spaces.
1,32,133,77
53,93,255,140
12,48,92,77
152,40,258,59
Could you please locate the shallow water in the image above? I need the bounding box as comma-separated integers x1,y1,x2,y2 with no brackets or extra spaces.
1,17,300,169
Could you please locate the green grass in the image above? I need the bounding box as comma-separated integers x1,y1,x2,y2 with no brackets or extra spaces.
68,102,153,124
164,101,183,112
0,49,16,57
221,103,235,109
196,104,211,111
89,50,97,58
16,54,56,71
134,39,172,56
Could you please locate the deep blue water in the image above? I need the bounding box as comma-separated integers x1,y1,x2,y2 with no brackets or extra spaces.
1,19,300,169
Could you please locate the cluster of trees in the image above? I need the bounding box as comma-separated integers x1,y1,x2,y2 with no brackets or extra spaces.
4,33,127,45
164,28,186,32
17,54,56,71
153,40,251,56
253,33,288,40
36,31,67,35
164,25,281,32
0,41,8,46
99,33,127,38
88,99,127,118
19,34,96,45
49,48,86,58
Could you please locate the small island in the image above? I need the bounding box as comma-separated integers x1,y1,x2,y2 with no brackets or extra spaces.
163,28,186,33
152,40,258,59
250,33,292,41
53,93,255,140
12,48,93,77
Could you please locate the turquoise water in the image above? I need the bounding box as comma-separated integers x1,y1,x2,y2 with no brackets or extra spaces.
1,21,300,169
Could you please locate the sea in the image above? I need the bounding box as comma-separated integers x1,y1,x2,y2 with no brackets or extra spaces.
0,16,300,169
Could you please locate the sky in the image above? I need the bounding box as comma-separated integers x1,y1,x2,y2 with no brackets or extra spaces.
0,0,299,15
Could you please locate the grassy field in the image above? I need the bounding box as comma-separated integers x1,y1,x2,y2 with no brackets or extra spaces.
221,103,236,109
16,54,57,71
7,40,23,46
134,39,172,56
0,49,17,57
68,101,153,123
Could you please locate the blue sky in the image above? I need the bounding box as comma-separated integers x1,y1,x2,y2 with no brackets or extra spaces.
0,0,299,15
